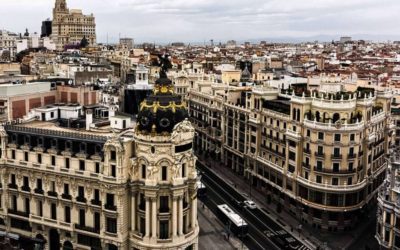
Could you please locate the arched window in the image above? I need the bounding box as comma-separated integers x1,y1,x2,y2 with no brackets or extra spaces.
333,113,340,123
292,108,296,120
141,164,146,179
296,109,301,121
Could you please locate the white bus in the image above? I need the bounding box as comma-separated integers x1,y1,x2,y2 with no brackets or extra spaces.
217,204,249,238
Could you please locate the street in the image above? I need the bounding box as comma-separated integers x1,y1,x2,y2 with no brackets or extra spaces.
197,161,312,250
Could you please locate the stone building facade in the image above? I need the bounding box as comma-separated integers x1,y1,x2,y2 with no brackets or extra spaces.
51,0,96,50
0,67,198,249
188,82,395,231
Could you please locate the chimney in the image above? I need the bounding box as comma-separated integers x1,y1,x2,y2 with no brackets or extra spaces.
86,109,93,130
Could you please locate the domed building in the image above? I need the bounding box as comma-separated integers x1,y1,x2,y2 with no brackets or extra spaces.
129,57,199,249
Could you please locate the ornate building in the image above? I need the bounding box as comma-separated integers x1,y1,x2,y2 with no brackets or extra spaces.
376,149,400,249
0,58,198,249
51,0,96,50
188,81,395,231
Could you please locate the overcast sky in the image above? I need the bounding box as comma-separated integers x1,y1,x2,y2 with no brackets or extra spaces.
1,0,400,43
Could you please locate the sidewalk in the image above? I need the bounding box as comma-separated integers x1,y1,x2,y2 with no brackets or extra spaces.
201,160,378,250
198,199,248,250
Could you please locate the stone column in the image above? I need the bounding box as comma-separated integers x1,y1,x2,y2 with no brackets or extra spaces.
151,197,157,238
178,196,183,235
131,193,136,231
145,197,150,237
191,197,197,230
172,196,178,237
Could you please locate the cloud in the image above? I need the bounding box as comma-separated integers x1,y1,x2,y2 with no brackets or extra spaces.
0,0,399,43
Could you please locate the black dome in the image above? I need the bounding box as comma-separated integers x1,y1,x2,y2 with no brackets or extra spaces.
136,59,188,134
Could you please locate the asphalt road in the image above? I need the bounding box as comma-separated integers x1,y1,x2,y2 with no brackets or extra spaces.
197,161,311,250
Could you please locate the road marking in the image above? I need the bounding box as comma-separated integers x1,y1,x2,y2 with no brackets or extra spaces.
203,164,308,249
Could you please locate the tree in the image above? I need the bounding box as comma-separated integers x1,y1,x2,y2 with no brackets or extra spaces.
80,36,89,48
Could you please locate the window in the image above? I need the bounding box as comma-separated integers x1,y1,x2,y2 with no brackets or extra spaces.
162,166,167,181
106,193,114,206
160,220,169,239
25,198,30,214
51,203,57,220
334,134,341,142
51,155,56,166
333,148,340,156
65,206,71,223
110,150,116,161
106,217,117,233
317,146,323,154
318,132,324,140
37,201,43,217
24,152,28,161
11,150,15,159
305,172,309,180
348,162,354,171
79,160,85,171
160,196,169,213
306,130,310,137
65,158,70,169
349,147,354,156
141,165,146,179
79,209,86,226
289,151,296,161
37,154,42,164
182,163,186,178
11,195,17,210
95,162,100,173
350,134,355,141
332,178,339,185
78,186,85,198
316,161,323,170
111,165,116,177
10,174,16,185
64,184,69,195
94,212,100,230
316,175,322,183
23,176,29,188
347,177,352,185
94,189,100,201
36,179,42,190
333,163,339,172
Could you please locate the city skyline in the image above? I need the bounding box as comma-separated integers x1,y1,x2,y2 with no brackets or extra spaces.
1,0,400,43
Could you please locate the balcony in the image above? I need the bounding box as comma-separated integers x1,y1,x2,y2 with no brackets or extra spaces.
21,186,31,192
104,204,117,211
61,193,72,200
348,153,356,159
75,224,100,234
76,196,87,203
8,209,29,218
48,191,58,197
34,188,44,195
8,183,18,190
302,163,311,170
313,166,356,174
331,154,343,160
91,199,102,206
314,152,324,158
